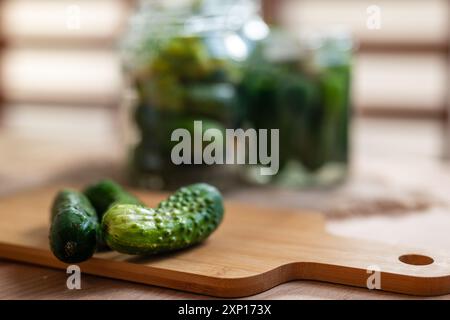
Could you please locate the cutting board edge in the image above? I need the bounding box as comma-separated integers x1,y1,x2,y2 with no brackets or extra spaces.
2,242,450,298
0,242,290,297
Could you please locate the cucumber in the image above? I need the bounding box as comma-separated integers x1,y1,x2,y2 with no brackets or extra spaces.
49,190,99,263
102,183,224,255
50,189,96,222
84,180,143,220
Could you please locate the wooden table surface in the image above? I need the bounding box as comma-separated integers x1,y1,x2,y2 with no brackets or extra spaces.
1,105,450,299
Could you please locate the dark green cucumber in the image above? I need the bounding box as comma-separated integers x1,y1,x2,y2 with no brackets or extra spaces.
84,180,143,219
102,183,224,255
51,189,96,222
49,190,98,263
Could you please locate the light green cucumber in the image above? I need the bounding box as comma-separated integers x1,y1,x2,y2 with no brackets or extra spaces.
102,183,224,255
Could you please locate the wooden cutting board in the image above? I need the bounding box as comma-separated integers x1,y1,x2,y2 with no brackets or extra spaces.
0,186,449,297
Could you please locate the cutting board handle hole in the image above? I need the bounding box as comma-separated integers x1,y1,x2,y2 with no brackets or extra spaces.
399,254,434,266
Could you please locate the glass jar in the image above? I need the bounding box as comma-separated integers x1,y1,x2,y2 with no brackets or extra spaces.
239,26,353,187
121,0,260,190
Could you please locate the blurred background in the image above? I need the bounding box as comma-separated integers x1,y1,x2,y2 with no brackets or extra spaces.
1,1,450,299
0,0,449,205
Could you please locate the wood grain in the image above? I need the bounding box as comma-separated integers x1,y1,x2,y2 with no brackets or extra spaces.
5,258,435,300
1,186,450,297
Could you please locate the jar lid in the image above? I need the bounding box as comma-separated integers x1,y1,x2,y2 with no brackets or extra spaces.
135,0,260,33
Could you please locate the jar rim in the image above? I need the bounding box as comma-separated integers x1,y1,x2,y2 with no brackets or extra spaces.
130,0,260,35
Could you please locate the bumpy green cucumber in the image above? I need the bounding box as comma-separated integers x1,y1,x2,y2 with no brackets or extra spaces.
49,190,99,263
102,183,224,255
84,180,143,219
